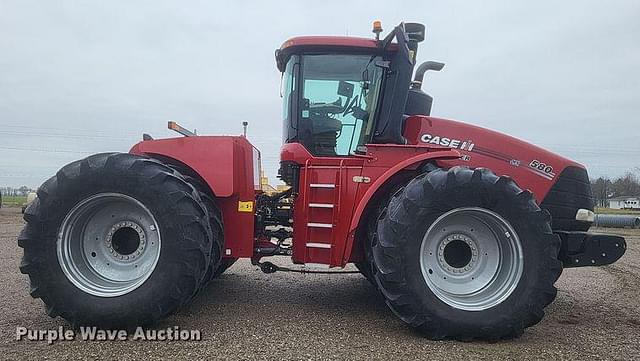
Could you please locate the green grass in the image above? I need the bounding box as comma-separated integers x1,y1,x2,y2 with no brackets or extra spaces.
1,195,27,207
595,207,640,215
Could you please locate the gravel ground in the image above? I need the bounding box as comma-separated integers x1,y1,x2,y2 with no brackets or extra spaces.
1,206,639,360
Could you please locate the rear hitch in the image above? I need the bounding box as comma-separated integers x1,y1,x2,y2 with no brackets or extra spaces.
556,231,627,268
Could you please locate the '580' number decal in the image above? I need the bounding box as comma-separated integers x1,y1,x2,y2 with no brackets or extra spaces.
529,160,555,177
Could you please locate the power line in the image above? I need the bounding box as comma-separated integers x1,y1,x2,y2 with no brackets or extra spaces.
0,146,99,154
0,130,137,141
0,123,141,136
0,174,48,178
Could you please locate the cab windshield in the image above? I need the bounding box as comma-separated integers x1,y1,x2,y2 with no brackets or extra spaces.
282,54,384,156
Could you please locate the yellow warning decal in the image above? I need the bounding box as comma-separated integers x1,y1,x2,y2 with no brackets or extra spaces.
238,201,254,213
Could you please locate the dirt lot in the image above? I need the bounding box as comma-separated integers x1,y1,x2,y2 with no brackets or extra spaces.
1,207,639,360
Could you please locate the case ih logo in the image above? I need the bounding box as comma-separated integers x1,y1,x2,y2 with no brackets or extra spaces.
420,133,475,151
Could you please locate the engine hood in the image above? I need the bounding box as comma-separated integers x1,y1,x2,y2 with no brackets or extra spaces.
402,115,586,203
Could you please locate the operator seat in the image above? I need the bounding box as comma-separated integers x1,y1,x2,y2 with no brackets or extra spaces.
310,115,341,156
306,99,343,156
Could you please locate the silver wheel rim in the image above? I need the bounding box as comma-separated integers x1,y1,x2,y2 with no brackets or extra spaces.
57,193,161,297
419,207,523,311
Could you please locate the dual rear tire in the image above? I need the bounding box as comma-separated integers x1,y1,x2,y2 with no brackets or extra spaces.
19,153,221,328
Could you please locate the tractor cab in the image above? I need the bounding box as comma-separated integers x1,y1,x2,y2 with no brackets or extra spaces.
275,22,433,158
279,52,384,156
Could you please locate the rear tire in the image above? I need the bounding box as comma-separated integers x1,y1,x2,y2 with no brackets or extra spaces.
18,153,212,328
372,167,562,340
165,164,226,284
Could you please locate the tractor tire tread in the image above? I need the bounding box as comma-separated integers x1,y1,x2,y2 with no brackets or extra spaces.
18,152,212,329
371,166,562,341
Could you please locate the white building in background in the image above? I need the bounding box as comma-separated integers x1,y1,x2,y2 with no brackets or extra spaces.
609,196,640,209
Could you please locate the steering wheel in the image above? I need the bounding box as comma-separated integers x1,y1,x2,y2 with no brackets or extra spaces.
342,95,358,117
342,94,369,121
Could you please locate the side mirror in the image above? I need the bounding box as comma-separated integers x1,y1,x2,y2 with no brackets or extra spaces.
404,23,425,43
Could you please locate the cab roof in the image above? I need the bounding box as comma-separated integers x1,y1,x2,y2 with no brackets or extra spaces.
275,36,397,71
280,36,380,50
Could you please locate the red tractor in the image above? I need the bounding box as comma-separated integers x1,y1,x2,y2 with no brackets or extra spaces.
19,22,626,340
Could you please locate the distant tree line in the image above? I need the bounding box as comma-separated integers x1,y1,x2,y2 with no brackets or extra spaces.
591,169,640,207
0,186,35,197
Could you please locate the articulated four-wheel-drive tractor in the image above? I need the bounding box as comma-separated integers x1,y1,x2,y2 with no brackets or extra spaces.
19,22,626,341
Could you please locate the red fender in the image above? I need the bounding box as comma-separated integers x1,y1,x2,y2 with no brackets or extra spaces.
342,148,460,264
129,135,259,258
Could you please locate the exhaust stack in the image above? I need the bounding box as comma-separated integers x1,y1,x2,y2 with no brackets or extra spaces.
411,61,445,90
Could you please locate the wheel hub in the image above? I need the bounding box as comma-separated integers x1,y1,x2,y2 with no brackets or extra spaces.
57,193,161,297
106,221,145,260
420,207,523,311
438,234,478,272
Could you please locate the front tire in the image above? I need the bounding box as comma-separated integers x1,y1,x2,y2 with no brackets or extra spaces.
18,153,212,328
372,167,562,340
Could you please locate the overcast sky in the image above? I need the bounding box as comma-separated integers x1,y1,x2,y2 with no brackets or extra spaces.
1,0,639,188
